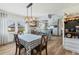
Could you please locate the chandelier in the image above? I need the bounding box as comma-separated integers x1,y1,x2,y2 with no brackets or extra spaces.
25,3,33,22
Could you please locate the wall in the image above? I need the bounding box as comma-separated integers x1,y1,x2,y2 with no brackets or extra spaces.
0,9,25,45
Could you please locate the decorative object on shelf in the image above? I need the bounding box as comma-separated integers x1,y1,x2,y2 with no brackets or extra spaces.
64,13,79,38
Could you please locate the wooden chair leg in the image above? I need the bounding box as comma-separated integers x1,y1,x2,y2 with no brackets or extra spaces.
39,52,41,55
25,48,26,52
19,48,21,55
15,46,17,55
46,48,48,55
31,50,37,55
25,48,26,54
39,50,41,55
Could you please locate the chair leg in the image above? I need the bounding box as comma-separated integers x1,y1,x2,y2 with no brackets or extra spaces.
25,48,26,52
15,46,17,55
31,50,33,55
39,50,41,55
46,48,48,55
25,48,26,54
39,51,41,55
31,49,36,55
19,48,21,55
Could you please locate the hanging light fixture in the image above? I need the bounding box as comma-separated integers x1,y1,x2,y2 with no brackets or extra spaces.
25,3,33,22
27,3,33,8
31,4,32,20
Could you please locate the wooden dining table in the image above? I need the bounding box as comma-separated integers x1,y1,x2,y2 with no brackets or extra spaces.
18,34,41,55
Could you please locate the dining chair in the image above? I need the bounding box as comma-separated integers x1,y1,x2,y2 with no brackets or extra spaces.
31,35,48,55
14,34,26,55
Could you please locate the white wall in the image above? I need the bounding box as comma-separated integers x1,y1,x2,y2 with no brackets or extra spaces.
0,9,25,45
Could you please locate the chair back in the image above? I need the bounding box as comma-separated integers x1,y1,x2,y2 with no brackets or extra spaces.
41,35,48,46
14,34,20,46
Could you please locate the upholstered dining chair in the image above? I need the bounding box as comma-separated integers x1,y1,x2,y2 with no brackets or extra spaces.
31,35,48,55
14,34,26,55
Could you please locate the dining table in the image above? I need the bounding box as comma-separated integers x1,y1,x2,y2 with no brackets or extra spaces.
18,34,41,55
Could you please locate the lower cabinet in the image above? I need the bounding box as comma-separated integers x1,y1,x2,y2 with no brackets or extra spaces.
64,38,79,53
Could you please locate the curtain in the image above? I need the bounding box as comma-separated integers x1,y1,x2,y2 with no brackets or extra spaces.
0,9,25,45
0,13,8,45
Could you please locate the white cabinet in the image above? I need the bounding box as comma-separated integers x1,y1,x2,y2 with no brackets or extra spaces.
64,38,79,53
53,27,58,35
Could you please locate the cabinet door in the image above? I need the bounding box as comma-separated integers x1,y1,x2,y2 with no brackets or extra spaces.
64,38,79,53
53,28,57,35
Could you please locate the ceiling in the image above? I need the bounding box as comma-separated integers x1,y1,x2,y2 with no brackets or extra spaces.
0,3,79,16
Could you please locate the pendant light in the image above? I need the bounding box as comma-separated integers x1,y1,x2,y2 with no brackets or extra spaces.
26,3,33,21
